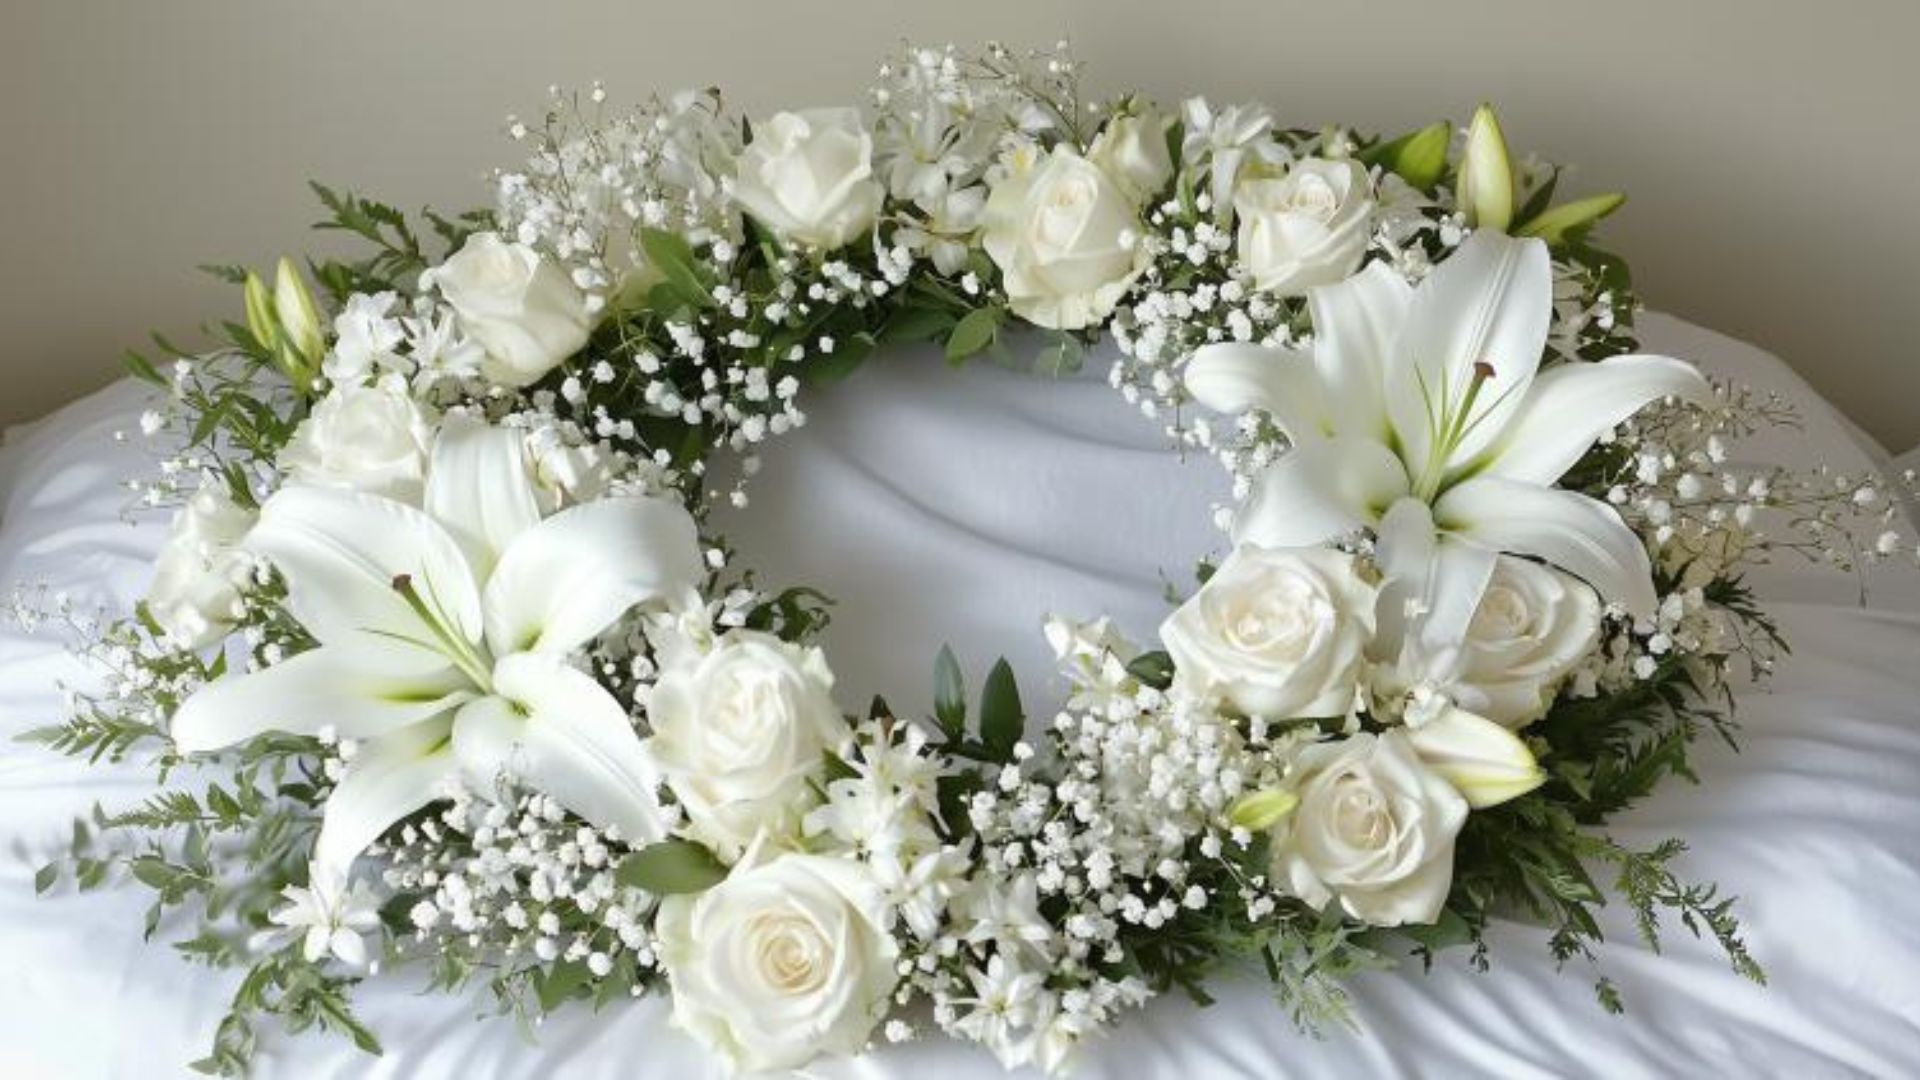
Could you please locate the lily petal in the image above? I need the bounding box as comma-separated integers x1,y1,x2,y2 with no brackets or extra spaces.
1387,232,1552,475
171,641,473,753
453,652,666,844
1185,343,1328,439
312,716,458,876
1437,477,1657,618
425,418,542,579
248,485,482,649
1373,497,1497,669
1469,354,1712,486
483,495,702,657
1235,437,1409,549
1405,705,1545,809
1306,261,1413,439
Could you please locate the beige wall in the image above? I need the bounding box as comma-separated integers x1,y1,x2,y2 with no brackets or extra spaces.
4,0,1916,452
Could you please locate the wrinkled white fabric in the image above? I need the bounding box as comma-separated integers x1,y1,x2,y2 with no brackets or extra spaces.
0,313,1916,1078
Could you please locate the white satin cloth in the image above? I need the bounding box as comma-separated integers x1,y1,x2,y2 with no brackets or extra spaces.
1,314,1916,1078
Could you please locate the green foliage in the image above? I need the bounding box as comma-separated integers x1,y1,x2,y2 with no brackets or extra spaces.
615,839,729,894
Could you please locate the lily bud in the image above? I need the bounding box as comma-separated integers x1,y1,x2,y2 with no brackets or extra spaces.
1228,788,1299,832
1518,192,1627,246
273,257,325,364
1456,104,1515,231
1404,705,1545,809
242,271,280,352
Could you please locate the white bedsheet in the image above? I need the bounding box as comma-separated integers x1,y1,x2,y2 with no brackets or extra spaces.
0,313,1916,1078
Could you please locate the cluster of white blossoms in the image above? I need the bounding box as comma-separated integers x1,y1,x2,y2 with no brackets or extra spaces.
27,39,1920,1080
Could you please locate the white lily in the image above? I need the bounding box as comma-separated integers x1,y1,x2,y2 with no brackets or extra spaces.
1186,231,1708,658
172,419,703,877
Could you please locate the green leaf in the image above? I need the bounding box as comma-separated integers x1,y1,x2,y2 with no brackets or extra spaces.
933,644,967,737
638,227,714,309
979,658,1024,758
535,958,593,1012
122,350,165,386
614,838,728,895
880,304,957,345
1517,192,1627,246
1399,907,1475,952
33,863,58,894
945,306,1002,365
805,330,875,383
1125,650,1176,690
821,749,859,784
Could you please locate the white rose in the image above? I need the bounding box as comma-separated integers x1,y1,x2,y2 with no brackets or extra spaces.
1088,108,1174,205
1451,556,1602,728
145,476,257,649
646,629,849,859
982,144,1148,330
1233,157,1375,296
656,848,898,1072
277,378,433,501
1160,545,1377,719
1269,730,1467,926
732,108,883,250
423,232,591,387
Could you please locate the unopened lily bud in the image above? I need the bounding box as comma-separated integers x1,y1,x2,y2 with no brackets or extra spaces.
243,270,280,351
1404,705,1544,809
1228,788,1299,832
273,257,325,364
1456,104,1515,231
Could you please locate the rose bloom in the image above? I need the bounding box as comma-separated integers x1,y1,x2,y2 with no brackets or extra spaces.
144,474,257,649
276,377,433,501
732,108,883,250
656,848,898,1072
1160,544,1377,719
646,629,848,858
1449,555,1603,728
1233,157,1375,296
423,231,591,387
1088,107,1174,205
981,143,1148,330
1269,730,1467,926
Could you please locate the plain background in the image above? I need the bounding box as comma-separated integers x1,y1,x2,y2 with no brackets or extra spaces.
3,0,1916,453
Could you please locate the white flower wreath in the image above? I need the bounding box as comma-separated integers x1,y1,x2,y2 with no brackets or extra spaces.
24,40,1918,1078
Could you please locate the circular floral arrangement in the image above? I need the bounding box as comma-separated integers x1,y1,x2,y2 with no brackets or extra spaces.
22,41,1920,1076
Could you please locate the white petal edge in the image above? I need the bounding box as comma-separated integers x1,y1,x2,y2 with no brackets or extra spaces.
248,485,482,648
1385,232,1552,474
1184,342,1329,440
1373,496,1498,671
424,418,542,579
1234,437,1409,550
482,495,703,658
454,652,666,845
1436,477,1658,619
312,716,457,877
1306,260,1412,439
171,642,473,753
1469,354,1713,486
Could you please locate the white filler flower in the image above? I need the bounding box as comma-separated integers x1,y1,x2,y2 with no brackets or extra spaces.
171,419,702,877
